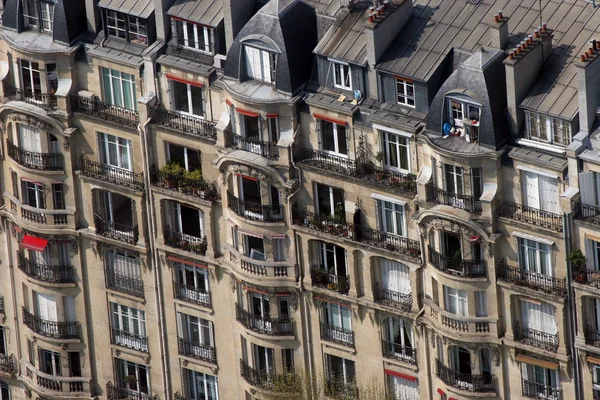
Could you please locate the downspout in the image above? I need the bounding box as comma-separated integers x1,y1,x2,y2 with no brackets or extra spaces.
564,211,582,400
138,105,171,400
3,219,21,367
414,222,432,400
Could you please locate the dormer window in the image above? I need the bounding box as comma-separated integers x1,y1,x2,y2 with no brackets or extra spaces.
331,61,351,91
244,45,276,84
395,77,415,108
444,96,481,143
526,112,572,146
105,10,148,45
174,19,213,54
23,0,55,32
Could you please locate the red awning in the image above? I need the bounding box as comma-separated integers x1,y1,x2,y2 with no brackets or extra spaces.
237,108,259,117
437,388,445,396
20,235,49,252
165,73,203,88
313,113,347,126
167,255,208,269
384,369,416,381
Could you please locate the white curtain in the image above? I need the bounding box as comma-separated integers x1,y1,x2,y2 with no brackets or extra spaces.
586,238,597,270
521,300,557,334
36,293,57,321
388,375,418,400
63,296,76,322
475,291,488,317
381,259,411,294
261,50,272,83
579,171,597,206
18,125,41,153
111,251,141,279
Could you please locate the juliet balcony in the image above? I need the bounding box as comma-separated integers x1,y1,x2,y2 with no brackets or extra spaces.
152,107,217,141
173,281,211,308
496,260,567,297
178,337,217,365
497,200,563,232
228,191,283,222
435,359,495,393
372,282,413,311
105,268,145,298
233,134,279,160
522,379,563,400
513,321,559,352
72,94,139,128
434,187,480,213
95,215,139,245
381,340,417,365
8,142,63,171
427,246,486,278
23,308,79,340
235,304,293,336
81,155,144,191
310,267,350,295
18,254,75,284
320,322,354,347
110,328,149,353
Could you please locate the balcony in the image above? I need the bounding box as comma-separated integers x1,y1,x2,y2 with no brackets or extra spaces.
152,107,216,140
81,155,144,190
4,85,57,110
428,246,486,278
0,354,16,375
235,304,293,336
434,188,480,212
105,269,144,298
573,266,600,288
497,200,563,232
110,328,149,352
233,134,279,160
595,388,600,400
293,209,421,259
150,165,218,201
72,94,139,127
227,191,283,222
576,202,600,226
320,322,354,347
95,215,139,245
17,206,69,226
310,267,350,295
435,359,494,393
324,379,358,400
106,382,157,400
496,260,567,297
234,254,292,278
513,321,559,352
0,295,4,314
293,146,417,194
586,324,600,347
23,308,79,340
8,143,63,171
372,283,412,311
522,379,563,400
18,255,75,284
163,228,207,255
381,340,417,365
173,281,211,308
178,337,217,364
23,362,91,395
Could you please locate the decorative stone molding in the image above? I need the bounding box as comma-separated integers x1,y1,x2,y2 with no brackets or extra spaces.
493,347,501,366
9,113,52,131
226,164,268,183
229,273,238,292
422,218,475,237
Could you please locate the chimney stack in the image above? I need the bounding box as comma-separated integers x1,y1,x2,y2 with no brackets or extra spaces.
576,40,600,133
223,0,257,52
490,10,509,49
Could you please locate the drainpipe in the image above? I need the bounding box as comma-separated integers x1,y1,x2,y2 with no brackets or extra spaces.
138,105,171,400
564,211,582,400
2,219,21,368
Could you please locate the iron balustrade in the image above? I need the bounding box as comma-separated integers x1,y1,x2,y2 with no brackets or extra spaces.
240,359,276,389
573,266,600,288
522,379,563,400
0,295,4,314
585,323,600,347
18,255,75,284
292,208,421,258
106,381,158,400
428,246,486,278
4,85,57,110
435,359,495,392
235,304,293,336
496,260,567,297
152,107,216,140
21,208,47,224
310,267,350,295
381,340,417,364
435,188,479,212
177,337,217,364
105,269,145,298
7,143,63,170
173,281,211,308
227,191,283,222
111,328,149,352
163,228,207,255
0,354,16,374
72,95,139,127
150,165,218,201
513,321,559,352
594,388,600,400
577,202,600,226
233,134,279,159
372,283,413,311
292,146,417,194
23,308,79,339
320,323,354,347
81,155,144,190
497,200,563,232
94,215,139,245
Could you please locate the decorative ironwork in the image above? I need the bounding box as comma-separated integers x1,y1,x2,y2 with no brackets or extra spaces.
163,229,207,255
72,95,140,128
18,254,75,284
105,269,145,298
497,200,563,232
586,323,600,347
173,281,211,308
435,188,480,212
572,266,600,288
4,84,57,110
435,359,495,392
233,134,279,159
150,165,217,201
177,337,217,364
152,107,216,140
0,354,16,375
513,321,559,352
94,215,139,245
106,381,158,400
522,379,563,400
320,322,354,347
496,260,567,297
235,304,293,336
381,340,417,365
81,155,144,190
372,283,412,311
22,308,79,339
111,328,149,352
7,142,63,170
227,191,283,222
427,246,486,278
310,267,350,295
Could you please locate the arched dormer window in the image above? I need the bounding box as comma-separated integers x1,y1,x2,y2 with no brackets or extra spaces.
443,93,482,143
242,39,278,84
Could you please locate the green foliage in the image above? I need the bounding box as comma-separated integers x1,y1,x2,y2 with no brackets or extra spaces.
568,249,586,268
161,161,186,176
185,168,203,181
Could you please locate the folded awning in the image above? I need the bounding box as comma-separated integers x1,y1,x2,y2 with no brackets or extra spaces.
516,354,559,370
20,235,49,252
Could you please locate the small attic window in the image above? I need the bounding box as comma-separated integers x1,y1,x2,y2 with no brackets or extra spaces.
23,0,55,33
244,44,276,84
443,95,481,143
526,111,572,146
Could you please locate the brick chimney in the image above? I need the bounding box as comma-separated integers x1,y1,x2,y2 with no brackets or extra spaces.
489,10,509,49
223,0,257,51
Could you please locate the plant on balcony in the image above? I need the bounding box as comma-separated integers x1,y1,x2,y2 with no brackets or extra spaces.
161,162,185,188
185,169,204,195
569,249,587,283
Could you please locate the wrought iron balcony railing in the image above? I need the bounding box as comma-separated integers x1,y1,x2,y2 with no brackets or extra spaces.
513,321,559,352
586,323,600,347
572,266,600,288
522,379,563,400
427,246,486,278
227,191,283,222
235,304,293,336
8,143,63,170
23,308,79,339
163,228,207,255
18,255,75,284
178,337,217,364
173,281,211,308
110,328,149,352
5,85,57,110
435,188,480,212
497,200,563,232
150,165,218,201
94,215,139,245
0,354,16,375
496,260,567,297
435,359,495,392
81,155,144,190
576,202,600,226
105,269,144,298
382,340,417,364
233,134,279,159
320,322,354,347
152,107,216,140
106,381,157,400
72,94,139,127
310,267,350,295
372,283,412,311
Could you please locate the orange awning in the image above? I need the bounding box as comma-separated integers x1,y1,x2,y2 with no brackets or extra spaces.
20,235,49,252
516,354,559,370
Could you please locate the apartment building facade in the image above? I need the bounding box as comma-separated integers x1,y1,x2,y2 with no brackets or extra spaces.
0,0,597,399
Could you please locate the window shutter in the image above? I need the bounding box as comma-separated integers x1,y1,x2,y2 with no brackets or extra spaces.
580,172,596,206
39,185,46,209
201,88,207,118
176,313,183,339
475,291,487,317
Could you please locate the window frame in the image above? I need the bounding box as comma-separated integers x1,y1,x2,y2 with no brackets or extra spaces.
105,9,148,45
382,130,410,173
23,181,45,209
320,119,348,157
526,111,572,146
111,302,147,338
244,44,276,83
176,19,213,54
101,67,137,111
170,80,204,118
518,238,553,276
331,60,352,91
395,77,415,108
184,368,219,400
376,199,406,237
444,286,468,317
99,132,133,170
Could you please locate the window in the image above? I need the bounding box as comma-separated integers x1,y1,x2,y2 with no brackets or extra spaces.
522,171,559,213
579,171,600,207
376,199,405,237
448,98,480,128
444,286,467,316
172,80,204,117
480,348,491,377
242,233,265,261
267,115,279,145
39,349,61,376
395,78,415,107
175,20,212,54
40,1,54,32
520,299,557,335
521,363,558,397
315,183,344,218
273,238,286,262
326,354,355,386
382,317,414,361
475,291,487,317
106,250,142,294
116,358,149,394
177,313,214,351
278,297,290,319
448,346,472,389
22,181,45,209
320,119,347,156
47,63,58,94
244,45,276,83
184,368,219,400
20,60,41,95
111,303,147,351
101,67,137,111
167,201,204,239
17,124,42,168
282,349,294,372
332,61,351,90
0,328,6,356
175,262,210,303
23,0,40,28
315,241,346,277
23,0,54,31
252,344,274,374
167,143,201,172
586,238,600,272
387,373,418,400
379,258,411,295
52,184,65,210
444,164,464,195
105,10,147,44
527,112,572,146
0,380,8,400
68,352,82,377
518,238,552,276
382,131,410,172
11,171,19,200
98,191,134,228
322,302,352,331
593,365,600,391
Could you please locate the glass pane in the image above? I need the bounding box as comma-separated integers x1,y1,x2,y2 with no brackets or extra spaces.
173,81,189,113
191,85,203,116
322,122,335,152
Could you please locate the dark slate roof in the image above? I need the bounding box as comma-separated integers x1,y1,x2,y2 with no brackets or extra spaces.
157,54,214,78
98,0,154,19
304,0,341,17
426,48,508,151
313,6,368,65
224,0,317,96
168,0,223,27
509,147,568,170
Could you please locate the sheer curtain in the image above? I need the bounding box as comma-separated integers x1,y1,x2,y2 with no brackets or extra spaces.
381,259,411,294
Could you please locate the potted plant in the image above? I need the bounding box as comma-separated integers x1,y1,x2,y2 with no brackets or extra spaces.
161,162,185,189
185,169,203,195
568,249,587,283
374,151,384,165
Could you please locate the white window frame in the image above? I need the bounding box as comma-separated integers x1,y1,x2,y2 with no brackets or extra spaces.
244,45,276,83
382,130,410,173
117,358,150,394
444,164,464,194
387,373,418,400
322,302,352,330
383,317,414,355
40,1,54,32
177,313,213,346
39,348,61,376
99,132,132,170
101,67,137,111
331,61,352,90
177,263,209,292
252,343,275,374
444,286,468,316
395,78,415,108
317,242,346,276
23,0,40,28
166,143,201,171
170,80,204,118
169,201,204,238
23,181,44,209
184,368,219,400
111,303,147,351
527,111,571,146
127,16,148,44
177,20,212,53
320,119,348,157
519,238,552,276
376,199,406,237
475,291,488,317
326,354,355,385
19,60,41,94
447,97,481,129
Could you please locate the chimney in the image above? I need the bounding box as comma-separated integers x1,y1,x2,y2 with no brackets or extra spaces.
504,27,554,136
490,10,509,49
576,40,600,133
223,0,257,52
84,0,101,33
364,0,412,99
153,0,176,42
